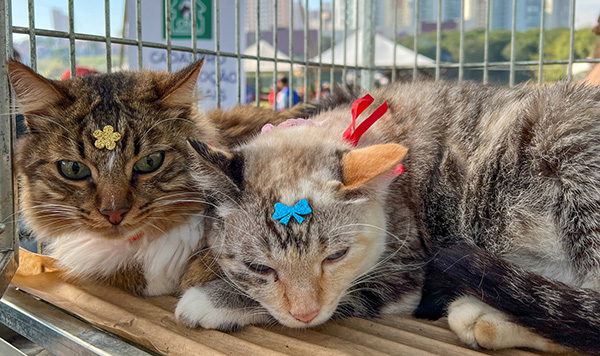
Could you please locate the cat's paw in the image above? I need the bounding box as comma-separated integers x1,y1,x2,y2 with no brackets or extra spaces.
447,296,569,353
447,296,500,349
175,285,270,332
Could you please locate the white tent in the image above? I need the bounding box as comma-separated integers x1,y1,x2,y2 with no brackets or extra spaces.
244,40,303,73
312,32,434,67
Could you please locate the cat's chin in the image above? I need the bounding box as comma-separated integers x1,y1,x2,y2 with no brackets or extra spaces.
269,306,336,329
77,226,148,242
275,313,333,329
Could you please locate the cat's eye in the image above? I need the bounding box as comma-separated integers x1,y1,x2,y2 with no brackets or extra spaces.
57,161,92,180
247,263,273,274
325,248,348,262
133,152,165,174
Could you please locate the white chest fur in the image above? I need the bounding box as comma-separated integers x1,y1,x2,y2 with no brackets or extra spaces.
46,215,205,296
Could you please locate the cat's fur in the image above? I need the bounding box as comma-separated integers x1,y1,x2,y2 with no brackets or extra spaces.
416,243,600,355
7,60,299,296
177,81,600,354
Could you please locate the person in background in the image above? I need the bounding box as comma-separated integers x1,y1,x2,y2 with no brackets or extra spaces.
246,84,256,104
13,49,21,63
321,82,331,98
275,74,300,111
583,15,600,86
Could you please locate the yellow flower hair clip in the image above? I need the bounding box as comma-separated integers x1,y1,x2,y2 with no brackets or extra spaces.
93,125,122,151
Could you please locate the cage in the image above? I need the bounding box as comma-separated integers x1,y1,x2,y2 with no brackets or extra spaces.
0,0,598,354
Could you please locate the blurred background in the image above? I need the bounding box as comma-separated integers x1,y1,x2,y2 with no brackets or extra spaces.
10,0,600,109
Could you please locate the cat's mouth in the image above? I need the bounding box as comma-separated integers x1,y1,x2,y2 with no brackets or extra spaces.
274,308,334,329
262,301,338,329
85,224,147,241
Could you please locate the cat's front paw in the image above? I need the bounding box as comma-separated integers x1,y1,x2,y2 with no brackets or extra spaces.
447,296,568,353
447,296,494,348
175,284,271,332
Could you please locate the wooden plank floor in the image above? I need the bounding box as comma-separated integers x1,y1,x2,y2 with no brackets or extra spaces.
10,272,577,356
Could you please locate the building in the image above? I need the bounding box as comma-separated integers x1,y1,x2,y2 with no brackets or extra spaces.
245,0,303,32
465,0,487,30
375,0,413,38
490,0,570,31
545,0,571,29
52,8,68,32
418,0,461,23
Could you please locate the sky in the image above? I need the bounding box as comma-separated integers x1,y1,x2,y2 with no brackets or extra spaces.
11,0,600,44
12,0,127,39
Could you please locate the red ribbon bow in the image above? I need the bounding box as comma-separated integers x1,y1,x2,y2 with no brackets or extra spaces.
343,94,389,147
343,94,404,176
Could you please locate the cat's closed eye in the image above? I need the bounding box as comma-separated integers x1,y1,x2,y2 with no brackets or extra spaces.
57,160,92,181
324,248,348,263
133,152,165,174
247,263,274,275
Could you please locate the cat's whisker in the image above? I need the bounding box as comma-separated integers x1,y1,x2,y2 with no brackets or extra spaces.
26,114,76,136
22,128,78,143
148,190,255,222
259,318,278,330
144,222,166,235
201,209,273,249
1,205,79,224
0,109,23,116
209,241,231,272
38,222,81,237
30,219,74,230
30,201,82,210
201,190,253,220
148,210,270,249
212,274,252,299
151,198,214,208
345,227,418,291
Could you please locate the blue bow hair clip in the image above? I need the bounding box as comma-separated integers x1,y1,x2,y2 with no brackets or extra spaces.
272,199,312,226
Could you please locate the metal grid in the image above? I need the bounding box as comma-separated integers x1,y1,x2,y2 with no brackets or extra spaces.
0,1,599,352
0,0,18,298
1,0,600,293
6,1,600,105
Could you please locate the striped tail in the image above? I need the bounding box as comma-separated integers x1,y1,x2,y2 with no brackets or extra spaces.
414,244,600,355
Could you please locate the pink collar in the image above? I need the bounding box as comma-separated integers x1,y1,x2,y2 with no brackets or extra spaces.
343,94,388,147
126,231,144,243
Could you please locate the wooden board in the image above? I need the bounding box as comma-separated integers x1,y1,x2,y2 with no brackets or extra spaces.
9,271,579,356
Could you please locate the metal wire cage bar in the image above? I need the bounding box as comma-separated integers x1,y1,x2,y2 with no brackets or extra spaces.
0,0,18,299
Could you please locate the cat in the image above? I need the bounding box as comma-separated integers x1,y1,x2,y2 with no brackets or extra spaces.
175,81,600,354
7,59,303,296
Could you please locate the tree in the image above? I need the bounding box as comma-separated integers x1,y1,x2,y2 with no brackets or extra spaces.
398,27,597,84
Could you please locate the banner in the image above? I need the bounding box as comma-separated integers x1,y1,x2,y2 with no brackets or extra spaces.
127,0,246,109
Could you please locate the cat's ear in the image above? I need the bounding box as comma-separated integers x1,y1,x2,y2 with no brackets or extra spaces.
7,60,68,114
188,139,244,189
341,143,408,189
159,59,205,107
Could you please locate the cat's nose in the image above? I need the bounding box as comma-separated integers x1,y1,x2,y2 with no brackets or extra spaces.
101,208,129,225
292,309,320,323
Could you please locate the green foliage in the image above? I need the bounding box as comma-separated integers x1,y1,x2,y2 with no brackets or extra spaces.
398,27,598,84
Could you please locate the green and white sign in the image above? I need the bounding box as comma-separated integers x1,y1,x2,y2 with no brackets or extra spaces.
130,0,245,109
164,0,212,39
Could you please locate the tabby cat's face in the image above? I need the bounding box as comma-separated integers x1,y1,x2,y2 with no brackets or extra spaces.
194,127,406,327
9,61,218,241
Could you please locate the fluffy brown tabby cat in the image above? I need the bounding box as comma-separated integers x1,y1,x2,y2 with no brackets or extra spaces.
177,82,600,355
8,60,296,296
